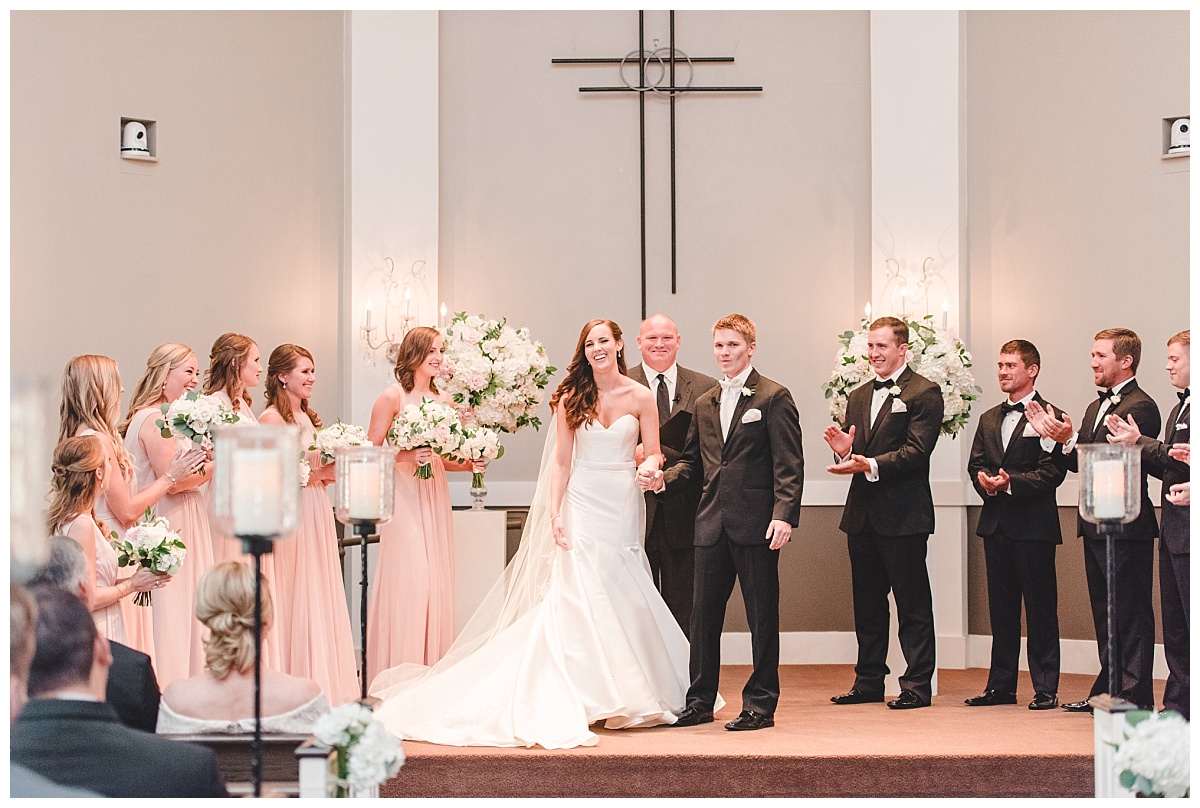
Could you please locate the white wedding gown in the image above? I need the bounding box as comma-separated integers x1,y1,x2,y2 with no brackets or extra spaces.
370,414,707,749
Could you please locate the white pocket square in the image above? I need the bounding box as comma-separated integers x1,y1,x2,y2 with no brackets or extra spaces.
1022,423,1038,438
890,398,907,414
741,408,762,424
1176,423,1188,431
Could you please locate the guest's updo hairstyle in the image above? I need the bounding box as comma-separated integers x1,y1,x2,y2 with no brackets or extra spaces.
263,344,323,429
197,561,273,680
549,319,627,431
204,333,256,412
47,434,108,538
392,326,441,395
120,343,197,437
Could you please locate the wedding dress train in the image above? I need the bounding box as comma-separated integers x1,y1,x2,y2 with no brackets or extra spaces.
370,414,710,749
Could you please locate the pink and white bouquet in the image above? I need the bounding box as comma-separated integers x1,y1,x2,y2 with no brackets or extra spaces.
439,313,556,434
156,389,240,451
310,420,370,465
111,508,186,607
445,425,504,490
387,398,464,479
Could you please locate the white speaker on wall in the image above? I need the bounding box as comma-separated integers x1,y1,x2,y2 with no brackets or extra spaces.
1168,118,1189,153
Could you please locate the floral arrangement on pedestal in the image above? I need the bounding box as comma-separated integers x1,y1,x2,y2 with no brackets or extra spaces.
822,314,979,437
111,508,186,606
1114,710,1190,798
313,701,404,797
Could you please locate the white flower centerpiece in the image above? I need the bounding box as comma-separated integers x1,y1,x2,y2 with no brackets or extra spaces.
387,398,464,479
111,508,186,606
313,701,405,798
1114,710,1190,798
437,312,557,502
822,314,980,436
156,389,240,452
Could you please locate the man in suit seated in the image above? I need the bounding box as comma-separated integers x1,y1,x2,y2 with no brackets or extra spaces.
30,535,161,732
11,585,229,797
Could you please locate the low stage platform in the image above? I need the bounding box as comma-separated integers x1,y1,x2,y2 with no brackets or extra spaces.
381,664,1162,798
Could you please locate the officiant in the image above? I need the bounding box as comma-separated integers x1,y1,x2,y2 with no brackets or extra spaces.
630,314,717,638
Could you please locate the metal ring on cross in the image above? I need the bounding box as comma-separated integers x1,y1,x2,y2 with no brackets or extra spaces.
646,47,694,96
618,49,661,93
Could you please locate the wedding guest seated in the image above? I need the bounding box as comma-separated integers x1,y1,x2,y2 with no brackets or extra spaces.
156,561,330,734
29,536,162,732
11,585,228,797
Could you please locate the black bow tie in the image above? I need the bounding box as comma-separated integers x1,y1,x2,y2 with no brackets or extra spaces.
1180,389,1190,404
1001,401,1025,414
873,379,895,391
1098,389,1118,402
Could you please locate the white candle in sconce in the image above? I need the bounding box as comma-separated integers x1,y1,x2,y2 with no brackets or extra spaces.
348,461,383,520
864,302,872,322
404,286,412,318
231,448,284,535
440,302,448,328
942,299,948,329
900,287,907,317
365,298,373,331
1092,459,1126,520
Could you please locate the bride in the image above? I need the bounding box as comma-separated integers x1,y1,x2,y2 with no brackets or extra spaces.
370,318,713,748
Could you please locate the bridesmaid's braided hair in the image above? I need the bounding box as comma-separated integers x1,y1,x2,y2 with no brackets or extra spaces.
263,344,322,429
46,434,109,540
204,333,256,413
550,319,627,431
392,326,441,395
197,561,273,680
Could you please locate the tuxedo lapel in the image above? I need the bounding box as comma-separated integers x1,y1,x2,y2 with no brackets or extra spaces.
723,369,759,449
1001,393,1039,460
867,367,912,446
673,374,690,418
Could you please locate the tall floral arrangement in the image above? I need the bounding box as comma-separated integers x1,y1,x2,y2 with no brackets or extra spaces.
822,314,979,437
1114,710,1190,798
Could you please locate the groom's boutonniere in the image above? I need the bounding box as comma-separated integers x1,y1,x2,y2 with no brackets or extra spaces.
741,386,755,397
1109,393,1122,406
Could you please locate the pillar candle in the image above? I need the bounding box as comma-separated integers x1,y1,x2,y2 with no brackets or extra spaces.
1092,459,1126,520
232,448,283,535
348,461,383,519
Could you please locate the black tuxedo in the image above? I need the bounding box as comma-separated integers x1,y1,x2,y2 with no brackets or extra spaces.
967,393,1068,695
837,366,942,703
663,368,803,715
1064,379,1161,708
1137,391,1189,718
630,363,718,637
11,699,228,797
108,640,161,733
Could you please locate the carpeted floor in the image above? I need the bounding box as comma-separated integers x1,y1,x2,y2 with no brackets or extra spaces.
379,664,1156,798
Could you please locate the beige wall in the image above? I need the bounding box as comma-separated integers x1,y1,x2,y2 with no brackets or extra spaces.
11,11,345,421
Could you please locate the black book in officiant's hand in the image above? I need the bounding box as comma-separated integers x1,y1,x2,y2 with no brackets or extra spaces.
658,410,692,452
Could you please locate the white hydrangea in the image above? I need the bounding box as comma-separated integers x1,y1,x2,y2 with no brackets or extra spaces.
346,720,405,791
313,701,374,748
1114,712,1190,797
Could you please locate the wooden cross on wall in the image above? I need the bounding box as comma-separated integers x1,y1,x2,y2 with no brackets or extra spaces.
552,11,762,319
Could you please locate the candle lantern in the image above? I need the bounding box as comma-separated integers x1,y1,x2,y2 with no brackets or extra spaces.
1077,443,1141,707
211,423,299,797
11,376,52,583
334,445,399,698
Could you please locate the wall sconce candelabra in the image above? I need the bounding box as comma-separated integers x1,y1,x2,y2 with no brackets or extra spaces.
884,257,948,320
361,257,427,365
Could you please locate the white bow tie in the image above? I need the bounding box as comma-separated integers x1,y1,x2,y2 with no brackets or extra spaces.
719,378,743,391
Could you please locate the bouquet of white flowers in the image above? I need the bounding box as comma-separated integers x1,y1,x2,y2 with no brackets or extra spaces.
111,508,186,607
388,398,464,479
822,314,980,437
445,425,505,490
439,312,556,434
1114,710,1190,798
313,701,405,796
156,390,240,451
310,420,370,465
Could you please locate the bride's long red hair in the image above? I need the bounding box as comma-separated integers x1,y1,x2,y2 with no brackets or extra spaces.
549,319,626,431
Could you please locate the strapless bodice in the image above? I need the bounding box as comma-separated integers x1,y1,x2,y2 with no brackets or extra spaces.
573,413,638,467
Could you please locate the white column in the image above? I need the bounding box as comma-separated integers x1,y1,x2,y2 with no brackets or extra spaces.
870,11,968,690
343,11,441,653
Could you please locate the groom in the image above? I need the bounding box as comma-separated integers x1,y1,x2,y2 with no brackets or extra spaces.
641,313,803,731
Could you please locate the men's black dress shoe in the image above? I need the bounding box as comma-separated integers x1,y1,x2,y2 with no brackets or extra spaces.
887,690,930,710
1029,692,1059,710
964,690,1017,706
830,688,884,705
725,710,774,731
1061,700,1093,713
672,706,714,727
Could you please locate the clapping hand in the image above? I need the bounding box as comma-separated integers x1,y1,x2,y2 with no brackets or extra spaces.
1166,482,1190,506
1105,414,1141,445
976,468,1010,496
823,424,854,458
1025,400,1073,443
1169,443,1190,465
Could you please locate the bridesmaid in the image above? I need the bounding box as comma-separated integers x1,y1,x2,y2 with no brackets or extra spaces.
47,434,168,644
59,354,204,660
121,343,220,688
365,326,484,684
259,344,359,705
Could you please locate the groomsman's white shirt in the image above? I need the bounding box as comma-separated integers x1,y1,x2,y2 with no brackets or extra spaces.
719,365,754,440
1060,376,1137,453
837,366,907,482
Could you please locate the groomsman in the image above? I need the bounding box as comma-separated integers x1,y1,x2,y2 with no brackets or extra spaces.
1106,330,1189,719
643,313,803,731
824,316,943,710
1026,328,1161,711
964,340,1068,711
629,313,718,638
